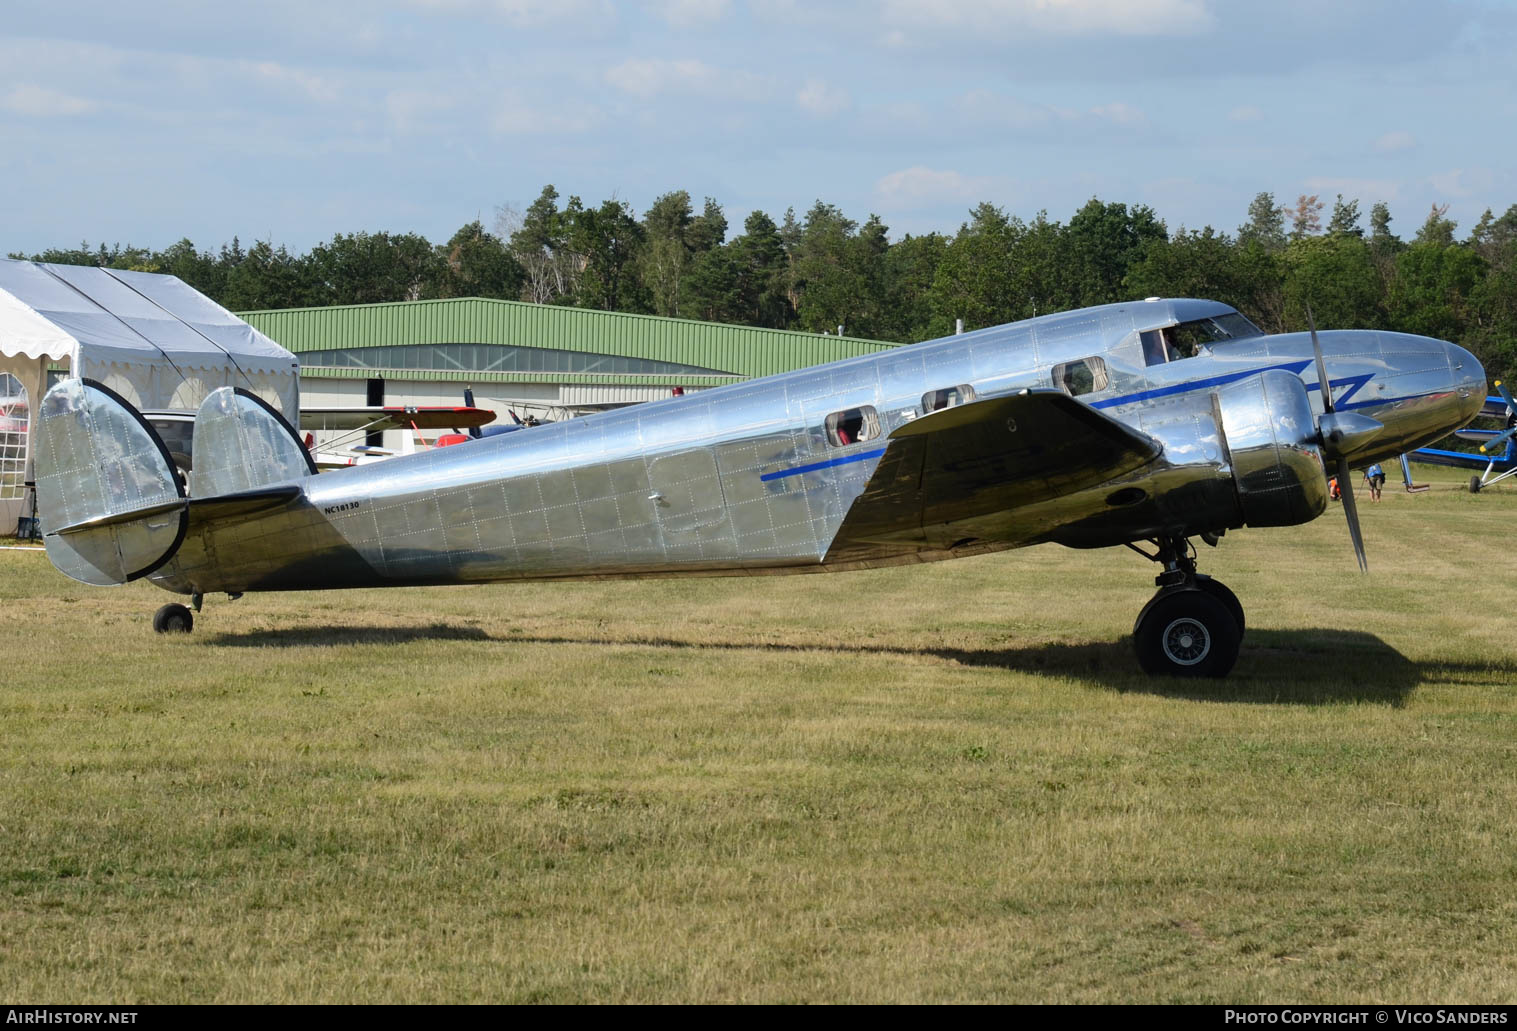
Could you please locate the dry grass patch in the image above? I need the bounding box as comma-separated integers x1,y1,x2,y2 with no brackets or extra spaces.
0,464,1514,1002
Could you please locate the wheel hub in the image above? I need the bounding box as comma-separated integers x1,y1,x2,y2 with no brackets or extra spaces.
1162,617,1211,665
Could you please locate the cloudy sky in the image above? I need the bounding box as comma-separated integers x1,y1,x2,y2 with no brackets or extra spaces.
3,0,1514,254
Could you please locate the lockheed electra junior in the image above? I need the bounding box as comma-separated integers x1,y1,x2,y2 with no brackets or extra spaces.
33,298,1485,677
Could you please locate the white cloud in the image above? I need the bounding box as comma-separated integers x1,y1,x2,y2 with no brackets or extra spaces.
409,0,614,25
876,166,995,205
385,89,457,133
1428,167,1495,199
646,0,731,26
796,78,850,116
1,84,96,117
1228,105,1264,122
880,0,1214,37
604,58,766,100
250,61,341,104
492,91,602,134
1090,102,1147,128
1374,130,1416,153
953,90,1146,132
1303,177,1402,203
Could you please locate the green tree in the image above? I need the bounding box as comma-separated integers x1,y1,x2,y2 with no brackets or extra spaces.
1387,241,1484,341
565,197,648,313
1414,204,1457,247
307,230,440,305
1065,198,1166,306
1238,192,1286,251
1326,195,1363,237
1281,234,1383,331
881,231,947,341
220,240,318,310
505,185,580,304
431,221,524,300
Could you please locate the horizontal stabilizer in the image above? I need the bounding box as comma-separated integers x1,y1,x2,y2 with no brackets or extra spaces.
51,485,302,537
34,378,186,585
192,387,316,497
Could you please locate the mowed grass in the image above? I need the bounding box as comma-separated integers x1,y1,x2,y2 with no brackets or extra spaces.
1,464,1514,1004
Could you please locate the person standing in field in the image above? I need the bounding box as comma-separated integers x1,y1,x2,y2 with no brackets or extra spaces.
1364,462,1385,502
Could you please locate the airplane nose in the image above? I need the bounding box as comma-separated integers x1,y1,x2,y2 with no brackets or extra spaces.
1447,342,1487,425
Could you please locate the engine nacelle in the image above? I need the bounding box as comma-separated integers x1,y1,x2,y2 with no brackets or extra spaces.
1216,370,1329,527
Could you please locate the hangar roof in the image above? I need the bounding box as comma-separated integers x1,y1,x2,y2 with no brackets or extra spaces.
238,297,900,386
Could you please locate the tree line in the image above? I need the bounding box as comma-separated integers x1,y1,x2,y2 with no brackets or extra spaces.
11,188,1517,383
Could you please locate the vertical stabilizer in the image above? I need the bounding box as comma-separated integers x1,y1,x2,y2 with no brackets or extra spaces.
34,378,186,585
191,387,315,497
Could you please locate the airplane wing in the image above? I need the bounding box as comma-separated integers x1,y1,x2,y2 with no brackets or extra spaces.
299,406,497,431
831,390,1162,546
1410,446,1517,470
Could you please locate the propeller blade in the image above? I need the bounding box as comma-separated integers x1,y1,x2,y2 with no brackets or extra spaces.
1307,305,1335,415
1479,426,1517,454
464,386,482,440
1337,457,1368,573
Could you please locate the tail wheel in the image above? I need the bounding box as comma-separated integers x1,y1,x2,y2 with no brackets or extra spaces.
153,603,194,634
1134,588,1240,678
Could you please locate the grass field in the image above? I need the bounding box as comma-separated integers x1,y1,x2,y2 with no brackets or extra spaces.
1,464,1514,1004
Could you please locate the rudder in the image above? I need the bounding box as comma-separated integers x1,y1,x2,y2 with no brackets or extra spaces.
34,378,186,586
191,387,315,497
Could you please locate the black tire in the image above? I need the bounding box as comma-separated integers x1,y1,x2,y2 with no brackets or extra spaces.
1134,588,1241,678
1192,576,1245,638
153,603,193,634
1470,475,1483,494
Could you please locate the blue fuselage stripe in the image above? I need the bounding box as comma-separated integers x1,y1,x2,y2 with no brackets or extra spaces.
761,360,1395,481
1090,360,1314,409
761,448,888,482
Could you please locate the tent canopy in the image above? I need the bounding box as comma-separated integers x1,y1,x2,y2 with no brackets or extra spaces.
0,259,299,419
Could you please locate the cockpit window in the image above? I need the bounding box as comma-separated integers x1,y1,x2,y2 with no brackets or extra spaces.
1140,313,1262,366
1052,357,1110,397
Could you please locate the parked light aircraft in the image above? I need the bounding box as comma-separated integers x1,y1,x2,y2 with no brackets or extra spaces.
32,298,1484,677
1409,381,1517,493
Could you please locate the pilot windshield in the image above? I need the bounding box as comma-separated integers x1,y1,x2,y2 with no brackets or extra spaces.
1141,313,1261,365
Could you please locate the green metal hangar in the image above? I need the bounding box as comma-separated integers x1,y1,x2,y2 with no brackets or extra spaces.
239,298,899,451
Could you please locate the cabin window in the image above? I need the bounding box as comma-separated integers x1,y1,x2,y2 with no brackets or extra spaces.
1052,357,1110,397
922,385,976,413
825,406,881,447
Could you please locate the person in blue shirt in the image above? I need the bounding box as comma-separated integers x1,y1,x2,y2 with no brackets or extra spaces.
1364,462,1385,502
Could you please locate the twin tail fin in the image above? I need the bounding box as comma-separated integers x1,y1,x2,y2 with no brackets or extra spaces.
34,381,313,586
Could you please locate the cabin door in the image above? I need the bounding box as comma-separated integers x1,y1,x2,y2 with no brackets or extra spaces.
646,448,728,534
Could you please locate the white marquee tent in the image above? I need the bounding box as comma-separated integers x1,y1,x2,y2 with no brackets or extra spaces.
0,258,300,534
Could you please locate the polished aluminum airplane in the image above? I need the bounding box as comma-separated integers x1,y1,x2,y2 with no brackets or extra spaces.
33,298,1485,676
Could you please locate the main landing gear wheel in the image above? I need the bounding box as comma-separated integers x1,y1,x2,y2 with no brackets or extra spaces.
153,603,193,634
1134,588,1241,678
1192,575,1244,637
1470,475,1483,494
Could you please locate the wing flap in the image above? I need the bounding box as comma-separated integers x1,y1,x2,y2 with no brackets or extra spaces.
833,391,1162,546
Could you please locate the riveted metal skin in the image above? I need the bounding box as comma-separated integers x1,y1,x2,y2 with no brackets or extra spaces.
31,299,1484,601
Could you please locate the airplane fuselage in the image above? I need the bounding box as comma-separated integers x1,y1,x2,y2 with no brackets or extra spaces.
145,299,1484,598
